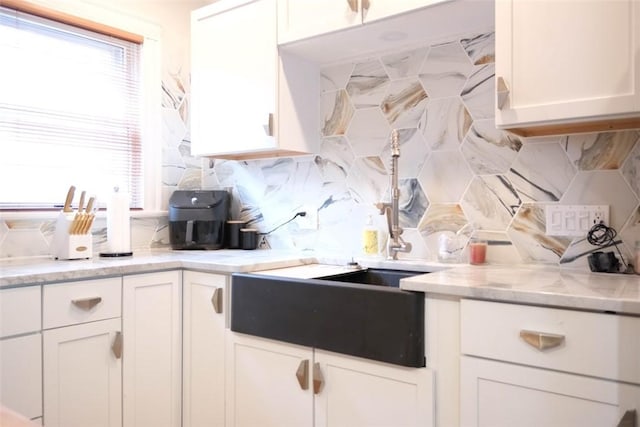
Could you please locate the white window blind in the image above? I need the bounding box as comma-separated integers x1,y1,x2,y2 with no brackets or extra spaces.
0,5,143,209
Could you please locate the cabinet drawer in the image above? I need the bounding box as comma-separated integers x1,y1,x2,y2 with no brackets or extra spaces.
460,299,640,384
0,286,41,338
43,277,121,329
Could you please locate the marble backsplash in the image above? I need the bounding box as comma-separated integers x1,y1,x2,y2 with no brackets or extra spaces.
2,30,640,273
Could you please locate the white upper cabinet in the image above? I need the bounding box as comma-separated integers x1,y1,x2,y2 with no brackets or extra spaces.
277,0,444,44
191,0,277,158
495,0,640,136
191,0,319,159
277,0,361,44
362,0,445,23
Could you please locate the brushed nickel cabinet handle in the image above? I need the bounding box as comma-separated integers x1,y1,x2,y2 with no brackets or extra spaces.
346,0,358,12
520,330,565,351
112,331,123,359
296,360,309,390
211,288,223,314
72,296,102,310
362,0,370,11
263,113,274,136
313,362,324,394
496,76,509,110
617,409,636,427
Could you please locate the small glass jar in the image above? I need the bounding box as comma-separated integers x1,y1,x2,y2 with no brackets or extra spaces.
469,239,488,265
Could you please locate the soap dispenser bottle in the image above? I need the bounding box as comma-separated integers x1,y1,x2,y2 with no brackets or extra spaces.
362,214,379,256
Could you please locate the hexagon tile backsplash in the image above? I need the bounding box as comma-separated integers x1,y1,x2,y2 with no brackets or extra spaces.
2,30,640,272
204,30,640,271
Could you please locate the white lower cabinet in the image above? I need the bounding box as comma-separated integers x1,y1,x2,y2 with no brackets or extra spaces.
226,333,313,427
122,271,182,427
182,271,227,427
42,319,122,427
460,298,640,427
0,285,42,422
1,333,42,420
314,350,433,427
461,356,640,427
226,332,433,427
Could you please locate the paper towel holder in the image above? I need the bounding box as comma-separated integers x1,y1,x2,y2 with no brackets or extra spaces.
100,186,133,258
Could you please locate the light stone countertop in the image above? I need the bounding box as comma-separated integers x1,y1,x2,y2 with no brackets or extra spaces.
2,251,640,315
400,264,640,316
0,249,318,288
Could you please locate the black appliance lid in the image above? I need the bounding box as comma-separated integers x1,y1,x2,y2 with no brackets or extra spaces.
169,190,228,209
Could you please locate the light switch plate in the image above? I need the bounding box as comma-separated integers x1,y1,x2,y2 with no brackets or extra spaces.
545,205,610,236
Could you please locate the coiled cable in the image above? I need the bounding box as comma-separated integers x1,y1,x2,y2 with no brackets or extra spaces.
587,222,628,269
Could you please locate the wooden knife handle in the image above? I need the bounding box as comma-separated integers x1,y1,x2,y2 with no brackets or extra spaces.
77,191,86,212
63,186,75,212
85,197,95,213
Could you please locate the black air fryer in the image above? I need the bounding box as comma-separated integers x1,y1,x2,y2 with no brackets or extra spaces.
169,190,229,250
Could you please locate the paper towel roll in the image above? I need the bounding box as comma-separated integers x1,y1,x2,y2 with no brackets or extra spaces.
106,188,131,254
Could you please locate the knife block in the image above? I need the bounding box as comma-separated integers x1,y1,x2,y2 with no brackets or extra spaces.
52,212,93,260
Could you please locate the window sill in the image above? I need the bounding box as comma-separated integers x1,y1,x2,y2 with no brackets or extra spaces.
0,210,168,222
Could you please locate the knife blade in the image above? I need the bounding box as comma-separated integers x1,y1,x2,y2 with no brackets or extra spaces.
63,186,75,213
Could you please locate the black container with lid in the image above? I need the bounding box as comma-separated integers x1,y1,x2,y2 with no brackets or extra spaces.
169,190,229,250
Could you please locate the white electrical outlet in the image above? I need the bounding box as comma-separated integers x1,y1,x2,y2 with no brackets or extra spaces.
545,205,610,236
297,206,318,230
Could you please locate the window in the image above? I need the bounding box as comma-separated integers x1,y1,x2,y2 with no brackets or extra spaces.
0,4,144,209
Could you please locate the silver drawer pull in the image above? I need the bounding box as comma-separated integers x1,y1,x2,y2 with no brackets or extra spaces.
616,409,636,427
313,362,324,395
496,76,509,109
112,331,123,359
211,288,223,314
296,359,309,390
519,330,565,351
72,296,102,310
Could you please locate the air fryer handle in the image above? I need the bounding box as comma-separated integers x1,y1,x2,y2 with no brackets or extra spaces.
186,220,194,244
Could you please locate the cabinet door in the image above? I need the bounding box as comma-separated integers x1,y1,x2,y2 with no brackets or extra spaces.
122,271,181,427
460,356,640,427
191,0,277,157
226,332,313,427
314,350,434,427
362,0,443,23
182,271,227,427
43,319,122,427
277,0,361,45
495,0,640,130
0,334,42,420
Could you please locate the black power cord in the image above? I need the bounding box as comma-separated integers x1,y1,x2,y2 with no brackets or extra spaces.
260,211,307,235
587,222,630,272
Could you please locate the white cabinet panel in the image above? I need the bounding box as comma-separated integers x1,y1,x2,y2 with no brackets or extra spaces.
495,0,640,134
0,286,40,338
314,350,434,427
0,334,42,419
122,271,181,427
363,0,443,23
277,0,361,44
43,319,122,427
43,277,121,329
182,271,226,427
460,299,640,384
225,332,313,427
461,356,640,427
191,0,277,157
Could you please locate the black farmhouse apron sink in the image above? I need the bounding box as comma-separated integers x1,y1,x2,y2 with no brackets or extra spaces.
230,269,426,368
